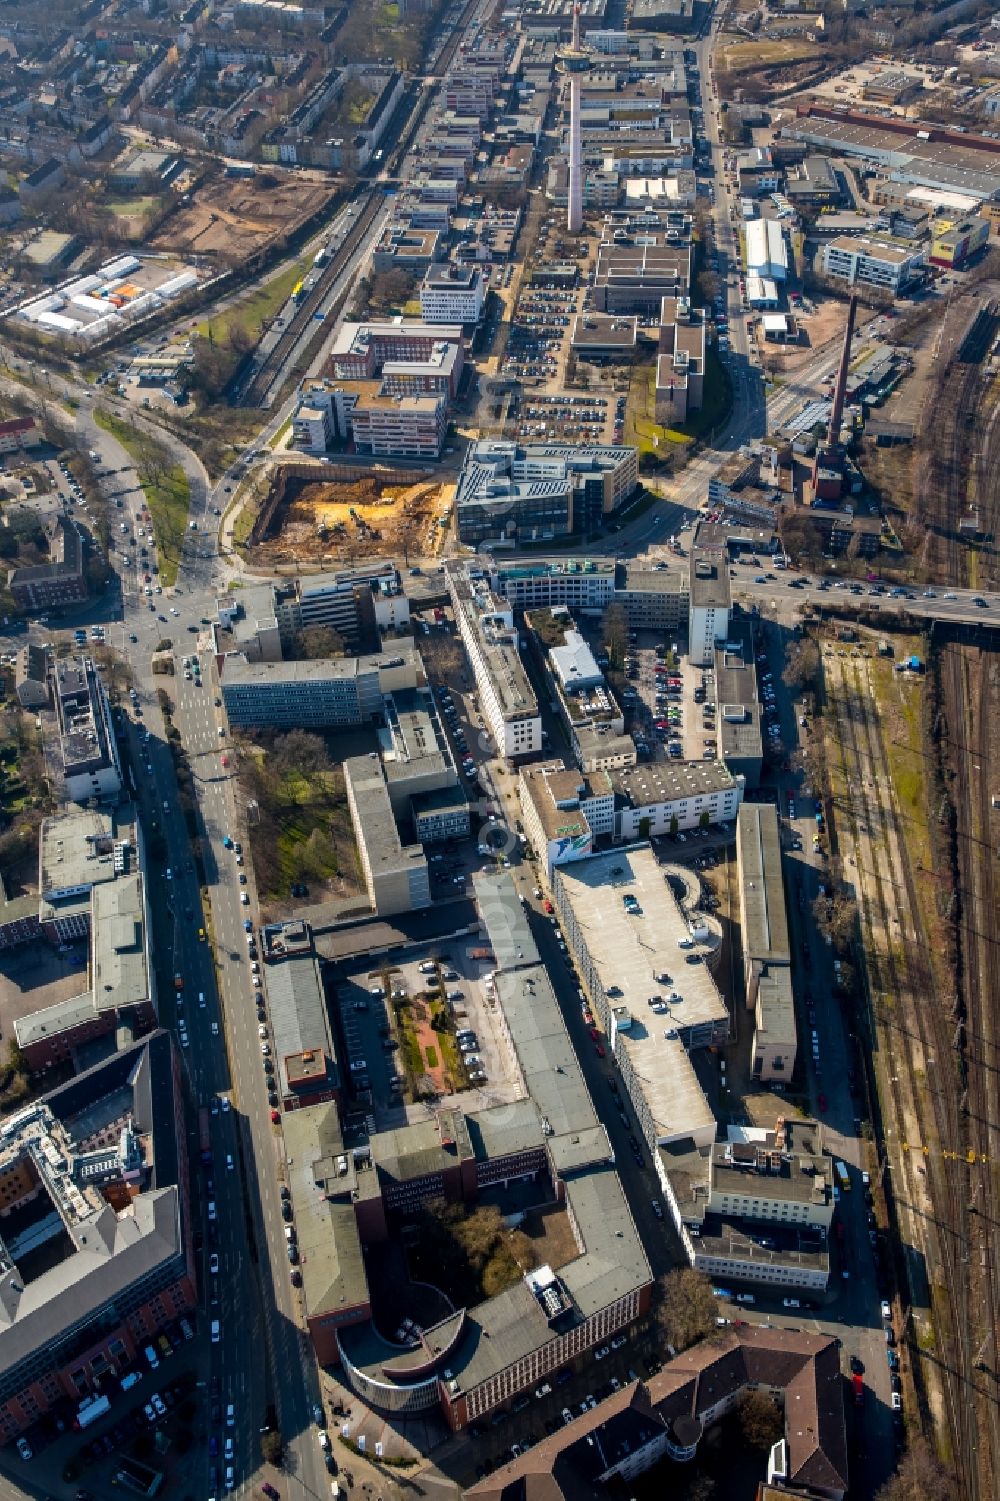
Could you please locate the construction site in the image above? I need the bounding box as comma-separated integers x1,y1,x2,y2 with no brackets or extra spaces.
247,465,454,571
151,169,337,264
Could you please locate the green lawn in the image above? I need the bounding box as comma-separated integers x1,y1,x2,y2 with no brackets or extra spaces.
107,197,156,218
94,409,190,587
624,364,694,456
196,252,315,345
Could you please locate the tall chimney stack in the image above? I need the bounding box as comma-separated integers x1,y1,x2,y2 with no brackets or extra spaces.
567,5,583,234
826,294,857,450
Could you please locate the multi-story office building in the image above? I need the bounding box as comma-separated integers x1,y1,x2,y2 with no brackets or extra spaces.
455,441,638,546
486,557,618,615
328,322,465,397
344,757,431,917
0,1032,194,1441
449,570,542,760
9,518,87,613
348,393,448,459
259,920,342,1111
821,235,925,294
655,295,705,426
520,758,743,878
299,873,652,1421
220,645,417,729
688,549,730,665
419,264,485,323
16,807,156,1072
737,804,796,1084
53,657,122,804
266,564,408,652
665,1119,834,1291
612,567,688,632
593,236,691,313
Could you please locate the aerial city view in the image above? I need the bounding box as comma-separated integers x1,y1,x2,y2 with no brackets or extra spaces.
0,0,997,1499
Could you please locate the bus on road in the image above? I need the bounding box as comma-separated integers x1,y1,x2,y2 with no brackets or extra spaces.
199,1107,212,1167
291,280,305,302
834,1160,851,1193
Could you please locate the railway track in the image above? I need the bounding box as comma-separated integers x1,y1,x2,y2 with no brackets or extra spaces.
938,642,1000,1480
825,652,985,1497
918,300,998,587
238,189,381,408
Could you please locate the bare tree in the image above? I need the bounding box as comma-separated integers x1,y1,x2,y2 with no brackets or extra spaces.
601,602,629,672
736,1389,784,1451
874,1438,958,1501
652,1269,719,1353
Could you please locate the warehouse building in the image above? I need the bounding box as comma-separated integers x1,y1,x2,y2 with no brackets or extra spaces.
745,217,787,282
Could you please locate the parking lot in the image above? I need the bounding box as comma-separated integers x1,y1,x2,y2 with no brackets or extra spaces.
496,214,626,445
335,949,521,1123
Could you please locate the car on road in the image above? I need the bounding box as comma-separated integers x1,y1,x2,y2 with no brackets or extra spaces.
211,1320,220,1343
16,1437,32,1461
210,1252,219,1274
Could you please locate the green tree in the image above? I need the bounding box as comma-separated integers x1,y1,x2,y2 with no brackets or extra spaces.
699,810,711,830
670,814,679,836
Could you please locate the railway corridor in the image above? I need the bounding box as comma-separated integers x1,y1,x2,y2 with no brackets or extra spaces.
824,648,992,1499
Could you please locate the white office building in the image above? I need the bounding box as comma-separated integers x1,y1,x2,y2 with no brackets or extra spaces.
419,264,485,324
449,569,542,761
821,235,925,294
688,551,730,666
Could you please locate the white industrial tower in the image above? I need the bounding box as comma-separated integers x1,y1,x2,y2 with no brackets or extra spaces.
558,4,589,236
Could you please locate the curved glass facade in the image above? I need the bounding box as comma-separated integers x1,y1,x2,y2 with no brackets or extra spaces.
338,1338,440,1416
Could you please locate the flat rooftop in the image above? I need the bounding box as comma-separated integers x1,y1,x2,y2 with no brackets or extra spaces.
281,1105,369,1320
690,550,731,610
91,872,150,1016
614,760,736,808
571,314,638,348
554,849,723,1146
737,804,790,964
221,642,415,688
261,929,339,1098
825,234,919,266
451,573,538,723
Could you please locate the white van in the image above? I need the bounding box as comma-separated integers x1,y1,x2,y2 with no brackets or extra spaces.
144,1345,160,1370
199,992,206,1009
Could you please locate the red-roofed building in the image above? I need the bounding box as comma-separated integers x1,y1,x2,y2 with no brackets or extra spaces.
0,417,40,454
